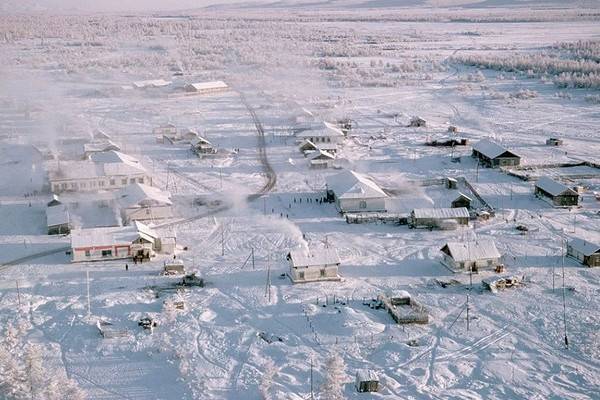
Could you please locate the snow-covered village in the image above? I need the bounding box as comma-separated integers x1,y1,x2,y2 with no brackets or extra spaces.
0,1,599,399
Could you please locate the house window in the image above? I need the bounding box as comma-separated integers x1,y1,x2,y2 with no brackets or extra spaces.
71,182,77,189
146,208,151,215
80,182,87,188
359,200,367,209
122,178,128,185
85,250,91,257
130,178,136,184
299,271,305,280
138,178,144,184
459,262,464,269
320,269,326,277
101,249,112,257
99,181,105,187
109,179,115,185
61,183,68,189
53,184,59,192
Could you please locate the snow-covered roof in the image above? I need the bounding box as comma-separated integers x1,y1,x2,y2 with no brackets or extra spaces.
117,183,172,209
186,81,228,91
356,369,379,382
90,150,137,165
453,192,472,202
46,204,69,227
83,140,121,155
191,137,212,147
288,247,341,268
412,207,469,219
299,139,317,151
441,240,501,262
296,122,345,139
71,221,157,249
535,177,577,197
326,170,388,200
568,238,600,256
132,79,171,88
472,139,519,159
309,149,335,161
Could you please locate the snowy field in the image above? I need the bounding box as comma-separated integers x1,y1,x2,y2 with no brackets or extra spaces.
1,6,599,400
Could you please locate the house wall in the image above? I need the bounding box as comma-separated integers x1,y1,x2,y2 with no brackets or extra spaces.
289,264,339,283
451,198,470,209
568,246,600,267
412,216,469,228
536,188,579,206
337,197,387,213
72,244,131,262
441,253,501,271
48,223,70,235
122,206,173,223
300,135,343,144
51,173,151,194
494,157,520,167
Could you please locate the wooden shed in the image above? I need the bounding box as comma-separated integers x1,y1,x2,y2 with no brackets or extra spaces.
534,177,579,207
410,207,469,229
287,247,341,283
472,139,520,168
355,370,379,393
440,240,502,272
567,238,600,267
451,193,472,209
546,137,563,146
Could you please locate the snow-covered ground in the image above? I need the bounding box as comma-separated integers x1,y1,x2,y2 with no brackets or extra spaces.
0,7,599,400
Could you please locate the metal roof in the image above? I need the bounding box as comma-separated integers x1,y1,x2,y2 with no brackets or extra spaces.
442,240,501,262
117,183,172,209
568,238,600,256
288,247,341,268
472,139,519,159
326,170,388,200
412,207,469,219
535,176,577,197
46,205,69,227
71,221,157,249
186,81,228,91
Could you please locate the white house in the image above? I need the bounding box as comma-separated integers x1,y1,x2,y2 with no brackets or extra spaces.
309,149,335,169
49,151,151,194
440,240,502,272
184,81,229,95
287,247,341,283
296,122,345,145
117,183,173,223
70,221,162,262
326,170,388,213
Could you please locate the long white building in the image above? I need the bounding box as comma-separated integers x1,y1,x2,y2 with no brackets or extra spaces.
49,151,151,194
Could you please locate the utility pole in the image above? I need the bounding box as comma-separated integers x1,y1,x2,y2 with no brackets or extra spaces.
251,247,255,270
561,232,569,348
86,270,91,318
265,253,272,302
16,280,21,308
221,223,225,256
310,357,314,400
466,294,470,332
263,197,266,216
219,167,223,190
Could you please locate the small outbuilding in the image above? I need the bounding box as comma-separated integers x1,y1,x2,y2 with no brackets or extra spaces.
355,370,379,393
326,170,388,213
287,247,341,284
309,149,335,169
184,81,229,95
132,79,171,89
567,238,600,267
472,139,520,168
440,240,502,272
451,193,472,209
409,116,426,128
46,204,70,235
191,137,217,156
534,177,579,207
154,123,178,143
410,207,469,230
546,137,563,146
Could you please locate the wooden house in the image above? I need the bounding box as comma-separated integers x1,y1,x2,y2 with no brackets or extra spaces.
451,193,472,209
46,204,70,235
567,238,600,267
70,221,162,263
410,207,469,229
472,139,520,168
49,151,151,194
191,137,217,156
440,240,502,272
326,170,388,213
409,116,426,127
309,149,335,169
355,370,379,393
534,177,579,207
117,183,173,223
287,247,341,283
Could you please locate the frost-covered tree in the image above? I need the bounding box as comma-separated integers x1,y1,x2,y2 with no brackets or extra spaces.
319,352,346,400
